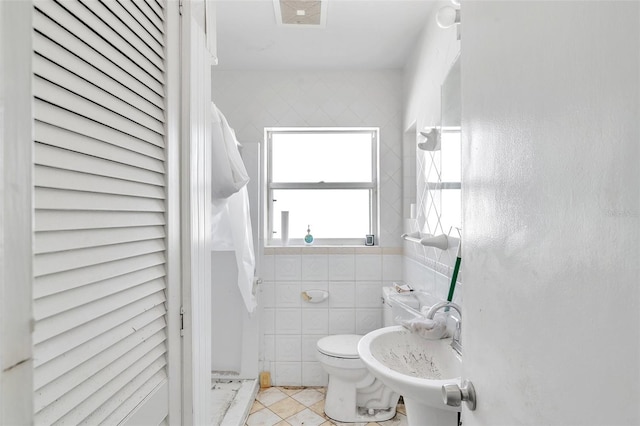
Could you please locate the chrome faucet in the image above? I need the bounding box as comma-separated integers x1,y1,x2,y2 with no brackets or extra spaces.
425,301,462,356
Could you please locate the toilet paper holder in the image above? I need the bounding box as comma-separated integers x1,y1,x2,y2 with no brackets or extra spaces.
301,290,329,303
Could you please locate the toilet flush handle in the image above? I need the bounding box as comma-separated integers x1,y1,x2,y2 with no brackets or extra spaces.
442,380,477,410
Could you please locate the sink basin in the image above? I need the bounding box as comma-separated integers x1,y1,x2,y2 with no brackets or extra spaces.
358,326,462,426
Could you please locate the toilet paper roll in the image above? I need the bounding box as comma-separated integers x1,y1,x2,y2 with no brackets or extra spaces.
281,211,289,246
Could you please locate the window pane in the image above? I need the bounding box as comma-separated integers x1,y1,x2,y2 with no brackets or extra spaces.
272,132,372,183
440,189,461,231
440,130,461,182
273,189,370,239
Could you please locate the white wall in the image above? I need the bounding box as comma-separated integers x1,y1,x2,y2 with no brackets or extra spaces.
462,2,639,424
213,70,404,385
402,2,462,299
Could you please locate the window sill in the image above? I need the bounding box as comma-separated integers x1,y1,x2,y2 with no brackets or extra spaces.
263,245,403,255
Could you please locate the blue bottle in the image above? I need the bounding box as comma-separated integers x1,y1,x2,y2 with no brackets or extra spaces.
304,225,314,245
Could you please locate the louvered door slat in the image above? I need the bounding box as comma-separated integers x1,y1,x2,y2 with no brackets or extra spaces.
35,144,164,186
34,311,166,388
144,0,164,23
35,239,165,276
34,279,166,349
34,265,166,318
35,341,166,424
35,226,166,254
100,0,164,59
35,210,165,232
34,77,164,146
33,0,170,422
34,10,164,110
58,0,164,81
35,326,166,411
79,0,165,70
34,293,166,366
94,368,166,425
34,56,164,134
34,32,164,122
35,0,165,96
116,0,164,48
35,166,165,200
77,357,167,425
35,188,165,212
34,252,166,298
34,110,164,166
133,0,164,35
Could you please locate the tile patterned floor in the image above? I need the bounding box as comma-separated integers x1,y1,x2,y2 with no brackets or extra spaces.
246,386,407,426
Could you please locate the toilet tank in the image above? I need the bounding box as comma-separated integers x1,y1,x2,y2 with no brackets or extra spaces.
382,285,420,327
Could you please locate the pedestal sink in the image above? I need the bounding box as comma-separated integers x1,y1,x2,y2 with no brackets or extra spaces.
357,326,461,426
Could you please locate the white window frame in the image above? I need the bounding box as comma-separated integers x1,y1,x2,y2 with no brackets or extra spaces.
265,127,380,246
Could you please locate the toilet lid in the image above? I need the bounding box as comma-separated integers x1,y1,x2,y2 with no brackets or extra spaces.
317,335,363,359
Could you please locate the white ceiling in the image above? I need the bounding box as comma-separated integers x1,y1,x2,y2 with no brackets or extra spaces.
214,0,436,70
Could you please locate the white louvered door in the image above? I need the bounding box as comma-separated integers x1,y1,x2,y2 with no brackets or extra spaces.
32,0,171,424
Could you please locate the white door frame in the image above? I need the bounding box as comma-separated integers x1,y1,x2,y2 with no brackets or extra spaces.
164,1,183,424
180,1,214,424
0,1,33,423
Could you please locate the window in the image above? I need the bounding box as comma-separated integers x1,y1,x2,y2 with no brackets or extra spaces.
266,128,379,245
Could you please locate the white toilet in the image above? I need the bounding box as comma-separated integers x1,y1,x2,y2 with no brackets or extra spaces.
316,287,401,423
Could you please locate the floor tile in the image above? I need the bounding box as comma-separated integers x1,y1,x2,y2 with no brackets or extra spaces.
280,386,304,396
250,401,266,414
285,408,326,426
256,387,288,406
290,388,324,406
246,407,283,426
275,421,292,426
396,404,406,415
269,397,306,419
309,399,325,416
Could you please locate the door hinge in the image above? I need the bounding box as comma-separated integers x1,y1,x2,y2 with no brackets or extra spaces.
179,0,183,16
180,306,185,337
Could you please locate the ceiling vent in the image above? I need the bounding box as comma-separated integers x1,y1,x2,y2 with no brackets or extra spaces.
274,0,327,27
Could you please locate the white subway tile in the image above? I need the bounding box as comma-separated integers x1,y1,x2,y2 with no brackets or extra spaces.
329,309,356,334
301,255,329,281
275,308,301,335
382,254,403,281
274,362,302,386
275,255,301,281
301,335,326,361
275,283,302,307
355,282,383,308
263,308,275,334
275,335,302,362
259,281,275,308
262,255,275,281
356,309,382,335
302,362,328,387
328,282,355,308
328,254,355,280
301,309,329,334
355,254,382,281
263,334,275,362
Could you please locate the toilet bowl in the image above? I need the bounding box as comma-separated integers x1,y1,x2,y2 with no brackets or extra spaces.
316,286,404,423
316,334,399,423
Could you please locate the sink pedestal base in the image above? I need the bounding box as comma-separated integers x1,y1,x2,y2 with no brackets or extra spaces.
404,397,458,426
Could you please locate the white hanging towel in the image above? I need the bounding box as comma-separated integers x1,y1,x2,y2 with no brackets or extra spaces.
210,102,249,199
211,188,257,313
209,102,256,313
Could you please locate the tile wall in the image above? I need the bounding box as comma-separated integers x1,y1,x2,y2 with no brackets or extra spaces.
401,7,463,298
260,246,403,386
212,70,405,386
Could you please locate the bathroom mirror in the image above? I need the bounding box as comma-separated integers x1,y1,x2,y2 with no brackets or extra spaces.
438,56,461,232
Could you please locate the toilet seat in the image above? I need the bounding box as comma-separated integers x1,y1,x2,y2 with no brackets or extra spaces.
317,335,361,359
